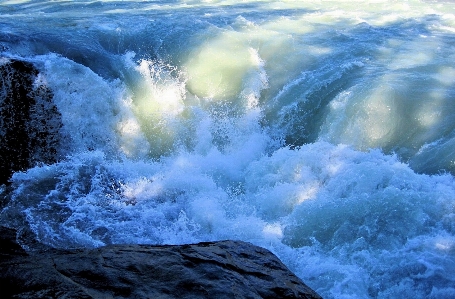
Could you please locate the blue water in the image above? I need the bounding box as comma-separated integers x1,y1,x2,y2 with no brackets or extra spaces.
1,1,455,298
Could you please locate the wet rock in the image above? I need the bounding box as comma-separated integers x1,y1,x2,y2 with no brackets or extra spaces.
0,226,322,299
0,58,63,185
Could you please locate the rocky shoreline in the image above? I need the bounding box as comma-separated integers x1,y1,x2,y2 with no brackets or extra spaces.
1,226,321,298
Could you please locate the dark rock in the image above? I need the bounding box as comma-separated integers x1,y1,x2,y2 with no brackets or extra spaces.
0,58,63,186
0,226,322,299
0,226,27,258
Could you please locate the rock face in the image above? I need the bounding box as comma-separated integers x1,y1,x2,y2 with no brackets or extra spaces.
0,227,322,299
0,58,63,185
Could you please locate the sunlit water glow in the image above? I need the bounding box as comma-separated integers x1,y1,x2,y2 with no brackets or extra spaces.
1,1,455,298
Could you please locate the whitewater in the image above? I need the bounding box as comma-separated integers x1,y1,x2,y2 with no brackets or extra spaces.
1,0,455,298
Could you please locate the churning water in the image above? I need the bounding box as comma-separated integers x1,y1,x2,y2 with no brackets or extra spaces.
1,1,455,298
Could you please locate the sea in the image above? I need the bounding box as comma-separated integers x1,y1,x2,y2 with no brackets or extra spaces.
1,0,455,298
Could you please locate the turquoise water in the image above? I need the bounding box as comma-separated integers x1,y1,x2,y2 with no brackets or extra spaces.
1,1,455,297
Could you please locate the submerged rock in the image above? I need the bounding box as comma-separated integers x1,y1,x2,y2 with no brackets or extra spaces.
0,58,63,186
0,226,322,299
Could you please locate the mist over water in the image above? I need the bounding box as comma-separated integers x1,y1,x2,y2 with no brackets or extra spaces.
1,1,455,298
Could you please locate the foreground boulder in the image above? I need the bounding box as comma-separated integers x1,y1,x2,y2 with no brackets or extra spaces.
0,227,322,298
0,58,63,186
